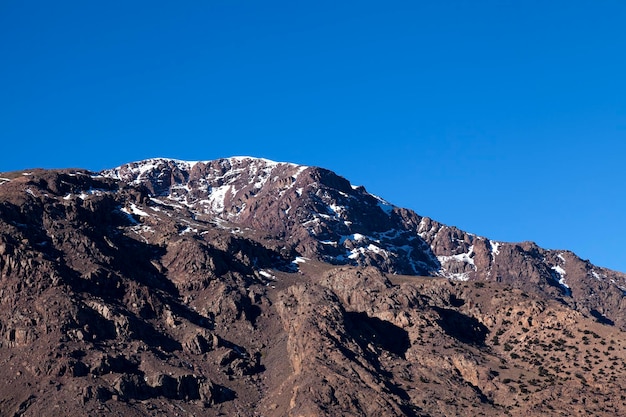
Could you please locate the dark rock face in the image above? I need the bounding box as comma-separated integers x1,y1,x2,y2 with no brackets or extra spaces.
0,158,624,416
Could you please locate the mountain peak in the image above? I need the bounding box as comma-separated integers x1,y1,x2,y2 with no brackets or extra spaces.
97,157,626,329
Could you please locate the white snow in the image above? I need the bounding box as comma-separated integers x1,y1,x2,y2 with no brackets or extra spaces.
252,166,272,190
591,270,605,281
0,177,10,185
129,203,149,217
229,156,279,166
328,203,344,216
367,243,384,254
152,197,184,209
417,217,441,238
61,188,108,201
344,244,389,260
119,209,139,225
329,233,375,246
101,158,308,224
551,265,569,289
103,158,196,183
135,225,155,234
550,253,570,290
259,270,276,280
121,203,150,218
127,224,155,242
292,256,308,264
446,272,472,281
351,233,366,241
437,246,475,267
436,246,476,280
292,165,308,180
207,185,231,212
490,240,501,255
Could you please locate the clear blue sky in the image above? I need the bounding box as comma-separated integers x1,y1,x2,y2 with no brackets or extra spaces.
1,1,625,272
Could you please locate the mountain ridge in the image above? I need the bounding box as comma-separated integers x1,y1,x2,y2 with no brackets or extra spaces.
0,157,624,416
99,157,626,329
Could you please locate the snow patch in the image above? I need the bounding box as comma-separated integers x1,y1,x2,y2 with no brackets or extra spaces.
207,185,231,212
62,188,108,201
152,197,184,209
118,209,139,225
342,244,389,261
490,240,500,255
292,165,308,180
591,270,605,281
347,233,366,242
259,270,276,280
436,246,476,280
551,265,570,290
121,204,150,219
438,246,475,267
179,226,198,235
441,272,471,281
129,203,149,217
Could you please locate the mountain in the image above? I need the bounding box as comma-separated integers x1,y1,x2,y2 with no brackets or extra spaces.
0,157,624,416
102,157,626,328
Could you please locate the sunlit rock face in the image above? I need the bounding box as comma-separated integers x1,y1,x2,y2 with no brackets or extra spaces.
0,158,624,416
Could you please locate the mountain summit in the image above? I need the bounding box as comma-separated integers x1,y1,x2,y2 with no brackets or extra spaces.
104,157,626,326
0,157,625,416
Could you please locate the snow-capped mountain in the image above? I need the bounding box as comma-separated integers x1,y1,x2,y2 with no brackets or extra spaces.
1,157,625,417
102,157,626,328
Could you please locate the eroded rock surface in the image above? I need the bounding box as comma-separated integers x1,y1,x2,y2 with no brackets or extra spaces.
0,160,624,416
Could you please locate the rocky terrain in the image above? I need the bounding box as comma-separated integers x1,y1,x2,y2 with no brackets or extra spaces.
0,157,624,416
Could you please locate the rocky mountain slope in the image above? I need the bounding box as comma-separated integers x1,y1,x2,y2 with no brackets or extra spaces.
0,157,624,416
